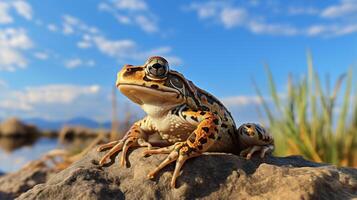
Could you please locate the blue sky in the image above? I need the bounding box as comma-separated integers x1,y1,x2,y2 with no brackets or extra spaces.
0,0,356,124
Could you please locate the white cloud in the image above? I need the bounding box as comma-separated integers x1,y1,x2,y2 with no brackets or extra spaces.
113,0,147,11
0,28,33,71
307,24,357,36
77,34,92,49
0,84,143,121
33,52,48,60
248,21,298,36
189,2,299,36
0,79,7,88
61,15,98,35
0,84,105,120
47,24,58,32
21,85,100,104
12,0,33,20
89,36,181,64
0,1,33,24
0,2,13,24
135,15,158,33
55,14,180,65
220,8,247,28
222,95,263,107
0,84,100,110
321,0,357,18
65,58,96,69
287,7,319,16
99,0,158,33
187,1,357,37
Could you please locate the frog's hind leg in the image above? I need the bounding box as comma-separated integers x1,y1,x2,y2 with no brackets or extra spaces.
240,144,274,159
238,123,274,159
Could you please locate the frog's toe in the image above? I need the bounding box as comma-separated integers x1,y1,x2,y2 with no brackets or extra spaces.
96,141,118,152
147,150,179,180
99,141,124,165
120,137,136,167
147,142,202,188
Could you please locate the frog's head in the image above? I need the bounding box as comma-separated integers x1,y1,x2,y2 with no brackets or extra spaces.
238,123,266,143
117,56,193,110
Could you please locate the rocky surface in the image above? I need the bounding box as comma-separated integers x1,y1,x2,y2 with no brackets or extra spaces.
0,163,53,200
17,147,357,200
0,118,39,137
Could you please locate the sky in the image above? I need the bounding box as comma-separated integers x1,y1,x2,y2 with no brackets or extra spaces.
0,0,356,124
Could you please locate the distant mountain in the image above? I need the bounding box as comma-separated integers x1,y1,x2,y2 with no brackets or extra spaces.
22,117,112,130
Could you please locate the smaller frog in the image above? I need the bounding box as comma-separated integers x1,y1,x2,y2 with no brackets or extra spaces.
97,56,274,188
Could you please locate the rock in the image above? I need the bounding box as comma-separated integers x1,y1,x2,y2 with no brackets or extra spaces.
0,137,38,152
17,147,357,200
0,118,39,137
58,126,107,141
0,162,52,200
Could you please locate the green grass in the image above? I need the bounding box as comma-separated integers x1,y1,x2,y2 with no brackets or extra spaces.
255,52,357,167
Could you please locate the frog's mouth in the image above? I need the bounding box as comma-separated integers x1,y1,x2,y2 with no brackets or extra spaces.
117,83,182,105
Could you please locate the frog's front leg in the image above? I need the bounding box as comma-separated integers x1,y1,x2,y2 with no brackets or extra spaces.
238,123,274,159
143,110,221,188
97,117,153,166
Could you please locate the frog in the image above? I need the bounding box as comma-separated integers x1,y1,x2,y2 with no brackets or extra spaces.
97,56,274,188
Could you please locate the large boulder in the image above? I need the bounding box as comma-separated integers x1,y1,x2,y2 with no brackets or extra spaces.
0,118,38,137
17,148,357,200
0,163,52,200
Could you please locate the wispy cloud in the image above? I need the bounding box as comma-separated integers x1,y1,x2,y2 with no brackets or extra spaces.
53,14,181,65
64,58,95,69
0,28,33,71
33,51,49,60
0,2,13,24
187,0,357,37
187,2,299,36
0,83,141,121
287,7,319,16
47,24,58,32
221,95,263,107
12,0,33,20
0,0,33,24
0,79,7,88
0,84,102,119
98,0,158,33
321,0,357,18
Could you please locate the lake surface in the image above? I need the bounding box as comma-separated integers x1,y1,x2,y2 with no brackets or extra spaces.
0,137,60,172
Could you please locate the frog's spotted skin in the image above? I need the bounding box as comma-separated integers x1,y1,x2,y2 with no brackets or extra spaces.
97,56,274,188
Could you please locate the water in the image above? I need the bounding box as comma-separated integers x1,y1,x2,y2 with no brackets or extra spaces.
0,137,60,173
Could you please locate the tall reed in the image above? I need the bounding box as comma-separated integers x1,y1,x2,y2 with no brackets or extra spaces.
255,52,357,167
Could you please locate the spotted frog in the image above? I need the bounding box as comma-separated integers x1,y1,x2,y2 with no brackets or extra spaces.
97,56,274,188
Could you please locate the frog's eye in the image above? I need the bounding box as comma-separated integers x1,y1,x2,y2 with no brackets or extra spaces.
145,57,169,80
169,76,185,95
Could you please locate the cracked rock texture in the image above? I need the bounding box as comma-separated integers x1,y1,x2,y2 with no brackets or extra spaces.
15,148,357,200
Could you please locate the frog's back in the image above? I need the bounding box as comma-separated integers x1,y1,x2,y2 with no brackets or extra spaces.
188,83,241,153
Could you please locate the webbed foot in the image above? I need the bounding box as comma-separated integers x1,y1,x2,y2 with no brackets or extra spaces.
144,142,201,188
